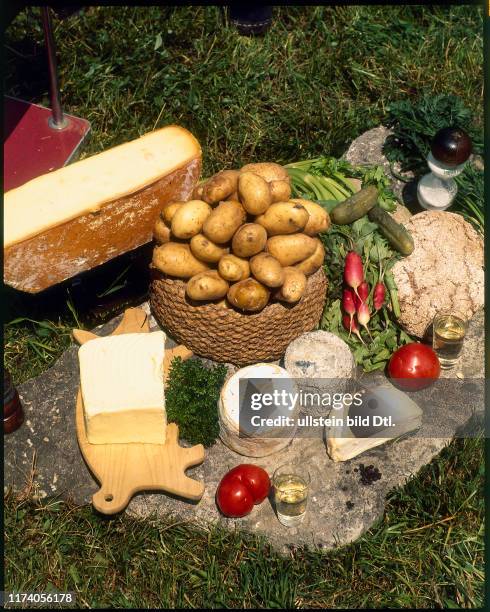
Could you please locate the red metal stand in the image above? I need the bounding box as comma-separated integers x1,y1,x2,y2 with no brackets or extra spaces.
3,7,90,192
4,97,90,191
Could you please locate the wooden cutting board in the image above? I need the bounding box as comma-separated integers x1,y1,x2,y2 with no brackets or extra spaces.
74,307,204,515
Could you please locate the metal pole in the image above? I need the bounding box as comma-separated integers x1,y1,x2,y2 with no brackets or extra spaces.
41,6,68,130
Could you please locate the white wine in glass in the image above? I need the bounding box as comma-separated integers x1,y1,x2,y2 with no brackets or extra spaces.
273,464,310,527
433,312,466,368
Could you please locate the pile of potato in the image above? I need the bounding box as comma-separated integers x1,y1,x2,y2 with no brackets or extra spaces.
152,163,330,313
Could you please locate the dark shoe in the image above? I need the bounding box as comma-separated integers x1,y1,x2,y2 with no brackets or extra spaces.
229,6,273,36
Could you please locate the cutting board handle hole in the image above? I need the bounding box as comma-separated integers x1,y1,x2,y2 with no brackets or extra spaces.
104,494,114,502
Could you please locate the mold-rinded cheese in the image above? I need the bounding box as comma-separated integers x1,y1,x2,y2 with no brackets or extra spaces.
79,331,167,445
219,363,298,457
4,125,201,293
284,330,355,417
284,330,355,380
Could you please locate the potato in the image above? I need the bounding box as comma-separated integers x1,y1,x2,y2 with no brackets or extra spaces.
295,239,325,275
291,199,330,236
152,242,210,278
269,179,292,203
202,200,246,244
171,200,212,239
273,267,307,303
202,170,239,204
266,234,317,266
227,278,270,312
250,253,285,288
231,223,268,258
161,201,184,225
238,172,272,215
190,234,228,263
186,270,229,301
240,162,289,183
218,254,250,282
256,201,309,236
153,217,171,244
240,163,291,203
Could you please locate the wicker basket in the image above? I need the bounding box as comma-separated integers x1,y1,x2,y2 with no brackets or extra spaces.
150,267,328,365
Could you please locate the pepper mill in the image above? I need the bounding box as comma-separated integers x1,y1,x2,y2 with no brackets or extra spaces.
417,127,472,211
4,368,24,434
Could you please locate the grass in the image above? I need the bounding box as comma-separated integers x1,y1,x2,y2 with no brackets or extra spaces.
5,437,484,608
4,5,484,608
5,6,482,170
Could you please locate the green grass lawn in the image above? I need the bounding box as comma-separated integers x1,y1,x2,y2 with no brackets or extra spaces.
4,5,484,608
5,438,484,608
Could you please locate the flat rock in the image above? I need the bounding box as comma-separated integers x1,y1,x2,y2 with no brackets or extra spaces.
4,129,484,553
344,125,420,217
4,302,483,554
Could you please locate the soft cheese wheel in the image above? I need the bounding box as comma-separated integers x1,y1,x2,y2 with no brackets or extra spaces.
219,363,298,457
79,331,167,445
285,331,355,379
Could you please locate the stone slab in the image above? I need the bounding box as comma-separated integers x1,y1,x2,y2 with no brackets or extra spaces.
344,125,420,215
4,129,484,553
4,302,483,554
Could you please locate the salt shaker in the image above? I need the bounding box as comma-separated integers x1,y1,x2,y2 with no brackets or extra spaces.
417,127,472,211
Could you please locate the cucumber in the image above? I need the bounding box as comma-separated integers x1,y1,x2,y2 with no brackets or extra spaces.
330,185,378,225
368,205,414,256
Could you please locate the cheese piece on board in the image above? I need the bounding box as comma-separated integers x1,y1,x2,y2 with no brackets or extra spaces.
219,363,298,457
4,125,201,293
79,331,167,444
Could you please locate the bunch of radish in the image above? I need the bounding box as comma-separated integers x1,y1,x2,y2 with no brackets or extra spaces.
342,251,386,343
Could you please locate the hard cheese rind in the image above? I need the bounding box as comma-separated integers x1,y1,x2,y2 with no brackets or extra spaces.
79,331,167,445
4,126,201,293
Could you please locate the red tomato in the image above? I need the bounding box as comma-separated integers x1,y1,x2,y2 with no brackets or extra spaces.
222,464,270,504
388,342,440,391
216,464,270,518
216,478,254,518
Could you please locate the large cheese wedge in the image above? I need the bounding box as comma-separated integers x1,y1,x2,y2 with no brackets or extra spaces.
79,331,167,444
219,363,298,457
4,125,201,293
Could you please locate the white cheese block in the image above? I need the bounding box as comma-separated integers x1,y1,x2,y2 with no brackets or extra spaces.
219,363,298,457
79,331,167,444
4,126,200,248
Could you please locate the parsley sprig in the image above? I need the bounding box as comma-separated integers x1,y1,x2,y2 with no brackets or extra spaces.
166,357,227,447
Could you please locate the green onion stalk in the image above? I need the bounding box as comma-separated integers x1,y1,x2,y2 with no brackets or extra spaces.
286,167,351,202
286,158,357,196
